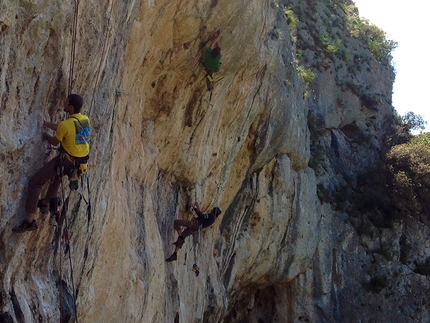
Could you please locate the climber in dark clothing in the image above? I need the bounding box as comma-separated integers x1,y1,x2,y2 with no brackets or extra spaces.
165,202,222,262
203,30,222,73
203,31,221,90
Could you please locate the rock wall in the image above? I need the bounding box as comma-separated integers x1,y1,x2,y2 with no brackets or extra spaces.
1,0,429,322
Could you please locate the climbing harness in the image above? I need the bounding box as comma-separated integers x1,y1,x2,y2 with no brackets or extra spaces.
56,147,89,191
44,146,88,192
65,154,89,191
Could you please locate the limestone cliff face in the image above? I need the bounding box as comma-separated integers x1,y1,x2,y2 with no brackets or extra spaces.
1,0,429,323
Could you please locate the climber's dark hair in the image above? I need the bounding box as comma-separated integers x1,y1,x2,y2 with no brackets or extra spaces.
68,94,84,112
211,47,221,58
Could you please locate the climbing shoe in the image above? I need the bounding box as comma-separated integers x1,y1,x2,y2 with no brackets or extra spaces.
12,220,38,233
166,252,177,262
37,199,49,214
173,236,185,248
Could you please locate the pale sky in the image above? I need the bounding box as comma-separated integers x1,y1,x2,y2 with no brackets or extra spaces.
353,0,429,131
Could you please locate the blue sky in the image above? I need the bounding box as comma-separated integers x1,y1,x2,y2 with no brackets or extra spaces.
353,0,429,131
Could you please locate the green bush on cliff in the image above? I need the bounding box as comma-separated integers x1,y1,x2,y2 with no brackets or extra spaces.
319,32,342,55
319,32,329,44
343,4,397,62
298,66,316,87
339,113,430,232
386,133,430,218
284,6,298,43
350,130,430,230
327,40,341,54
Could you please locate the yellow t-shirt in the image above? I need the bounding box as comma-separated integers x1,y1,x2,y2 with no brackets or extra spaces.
55,113,90,157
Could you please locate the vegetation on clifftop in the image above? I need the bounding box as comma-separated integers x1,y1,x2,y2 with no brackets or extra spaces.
353,112,430,223
341,2,397,62
284,0,397,97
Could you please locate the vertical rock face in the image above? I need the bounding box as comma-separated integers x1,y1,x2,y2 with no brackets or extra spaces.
1,0,428,323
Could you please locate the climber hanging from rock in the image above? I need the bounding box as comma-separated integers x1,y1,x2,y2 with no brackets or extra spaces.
203,30,222,91
165,202,222,262
12,94,90,233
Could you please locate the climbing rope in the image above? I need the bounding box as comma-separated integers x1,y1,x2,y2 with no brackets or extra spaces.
207,87,214,110
68,0,80,95
84,173,92,230
58,164,79,323
51,2,94,320
87,3,114,114
54,167,91,322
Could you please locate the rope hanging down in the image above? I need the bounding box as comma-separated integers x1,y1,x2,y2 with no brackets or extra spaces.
54,167,92,323
56,2,81,320
68,0,80,95
52,166,79,323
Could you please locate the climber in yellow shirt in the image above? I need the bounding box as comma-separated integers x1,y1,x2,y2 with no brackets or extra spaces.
13,94,90,233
